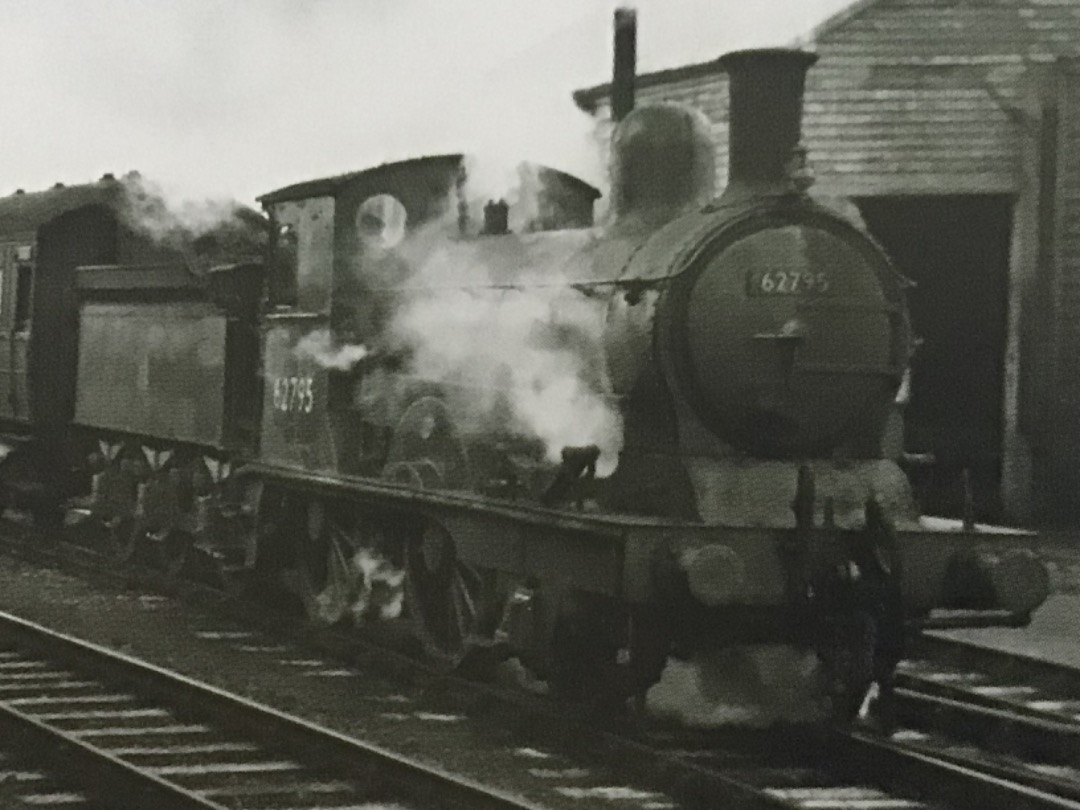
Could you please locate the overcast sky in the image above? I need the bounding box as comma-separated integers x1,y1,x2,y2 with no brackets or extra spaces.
1,0,854,205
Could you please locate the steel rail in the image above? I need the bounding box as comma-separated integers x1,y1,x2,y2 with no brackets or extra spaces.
2,524,1078,810
0,609,550,810
830,729,1080,810
0,698,221,810
895,685,1080,762
908,634,1080,700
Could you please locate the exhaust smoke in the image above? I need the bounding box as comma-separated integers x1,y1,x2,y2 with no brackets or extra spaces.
295,328,370,372
646,645,829,727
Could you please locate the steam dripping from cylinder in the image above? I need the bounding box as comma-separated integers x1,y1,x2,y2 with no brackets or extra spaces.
717,49,818,200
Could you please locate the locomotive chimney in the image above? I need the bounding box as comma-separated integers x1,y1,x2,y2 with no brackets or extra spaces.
611,7,637,122
717,48,818,200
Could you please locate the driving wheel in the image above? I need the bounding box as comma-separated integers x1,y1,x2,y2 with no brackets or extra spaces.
404,520,492,672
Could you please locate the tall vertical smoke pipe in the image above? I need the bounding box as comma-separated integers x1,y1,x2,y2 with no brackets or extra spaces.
611,7,637,122
717,49,818,200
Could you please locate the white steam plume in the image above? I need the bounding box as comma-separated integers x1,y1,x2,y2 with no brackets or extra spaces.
388,248,622,475
295,328,370,371
118,171,255,253
646,646,829,727
459,156,545,234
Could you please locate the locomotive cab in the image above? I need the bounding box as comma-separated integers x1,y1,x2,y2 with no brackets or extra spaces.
257,156,604,481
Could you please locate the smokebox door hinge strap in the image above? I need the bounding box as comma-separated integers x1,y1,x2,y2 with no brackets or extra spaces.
784,465,816,610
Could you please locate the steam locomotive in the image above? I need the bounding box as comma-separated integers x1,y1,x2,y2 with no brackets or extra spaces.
0,43,1049,723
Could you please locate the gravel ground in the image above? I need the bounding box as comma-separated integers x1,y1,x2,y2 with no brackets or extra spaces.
0,751,103,809
0,555,683,810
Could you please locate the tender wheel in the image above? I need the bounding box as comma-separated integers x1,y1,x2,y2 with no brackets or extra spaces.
154,529,194,580
202,554,252,599
194,517,255,598
106,516,142,563
404,521,495,672
31,499,64,532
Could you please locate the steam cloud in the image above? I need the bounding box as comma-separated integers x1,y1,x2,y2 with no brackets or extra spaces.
118,172,265,270
459,157,547,234
295,329,370,371
121,172,240,239
386,241,623,475
646,645,829,727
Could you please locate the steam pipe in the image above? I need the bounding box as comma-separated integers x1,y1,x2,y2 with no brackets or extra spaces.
612,7,637,122
717,48,818,200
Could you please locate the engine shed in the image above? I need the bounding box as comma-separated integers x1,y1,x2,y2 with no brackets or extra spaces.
574,0,1080,525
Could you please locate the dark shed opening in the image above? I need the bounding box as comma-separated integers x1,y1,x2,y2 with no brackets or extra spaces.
857,195,1013,521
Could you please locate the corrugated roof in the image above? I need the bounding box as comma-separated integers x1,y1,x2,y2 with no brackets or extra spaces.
0,179,124,238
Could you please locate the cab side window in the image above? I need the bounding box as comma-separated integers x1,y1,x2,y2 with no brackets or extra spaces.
268,221,299,307
267,197,334,314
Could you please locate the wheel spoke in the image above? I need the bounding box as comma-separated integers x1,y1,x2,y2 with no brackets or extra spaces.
155,530,192,578
452,572,479,641
405,528,493,670
312,536,351,625
108,519,139,563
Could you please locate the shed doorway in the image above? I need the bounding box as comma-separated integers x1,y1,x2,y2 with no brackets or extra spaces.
855,195,1013,521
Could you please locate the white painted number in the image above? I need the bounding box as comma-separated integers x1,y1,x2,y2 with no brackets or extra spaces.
272,376,314,413
757,270,830,294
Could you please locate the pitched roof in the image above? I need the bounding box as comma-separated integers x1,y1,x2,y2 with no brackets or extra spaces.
573,0,1080,195
573,58,725,113
569,1,886,112
804,0,884,44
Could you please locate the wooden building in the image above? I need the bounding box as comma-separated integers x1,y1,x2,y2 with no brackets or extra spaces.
575,0,1080,524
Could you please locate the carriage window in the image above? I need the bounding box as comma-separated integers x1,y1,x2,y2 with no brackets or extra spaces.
14,264,32,333
357,194,407,250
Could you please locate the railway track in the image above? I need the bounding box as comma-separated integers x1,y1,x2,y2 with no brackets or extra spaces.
0,518,1078,809
883,634,1080,804
0,608,547,810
